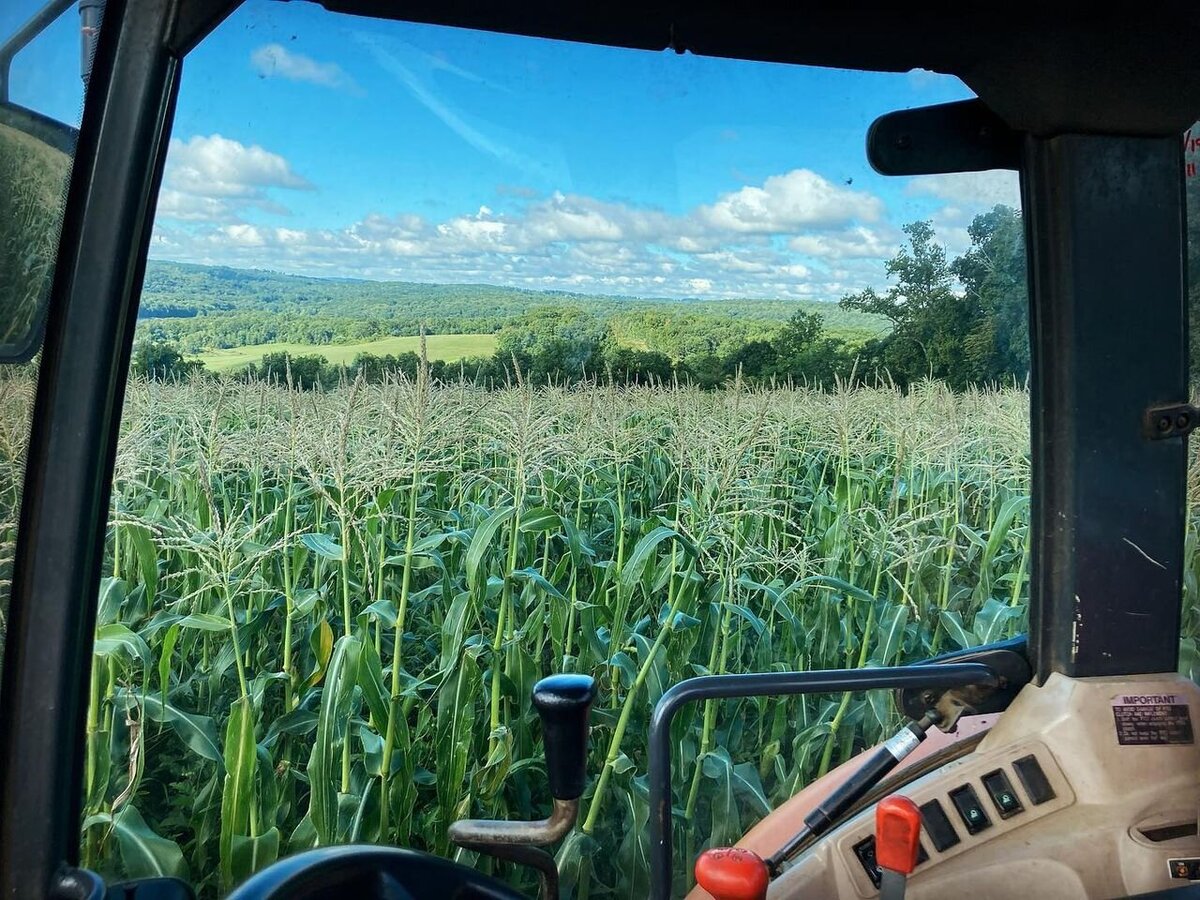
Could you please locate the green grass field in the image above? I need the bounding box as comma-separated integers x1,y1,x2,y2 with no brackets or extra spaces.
198,333,498,372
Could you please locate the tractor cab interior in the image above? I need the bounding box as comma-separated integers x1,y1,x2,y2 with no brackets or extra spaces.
1,3,1199,899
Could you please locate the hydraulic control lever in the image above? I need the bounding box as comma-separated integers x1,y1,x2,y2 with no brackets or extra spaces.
765,711,940,874
648,662,998,900
449,673,596,900
688,711,938,900
875,795,923,900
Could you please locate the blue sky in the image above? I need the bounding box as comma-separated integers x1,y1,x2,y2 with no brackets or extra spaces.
7,0,1021,299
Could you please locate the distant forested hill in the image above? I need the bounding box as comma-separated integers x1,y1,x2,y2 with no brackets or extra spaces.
136,260,889,353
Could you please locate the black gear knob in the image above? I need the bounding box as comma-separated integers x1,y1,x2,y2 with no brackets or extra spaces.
532,674,596,801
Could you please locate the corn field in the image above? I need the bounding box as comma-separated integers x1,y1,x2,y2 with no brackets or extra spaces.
1,372,1197,897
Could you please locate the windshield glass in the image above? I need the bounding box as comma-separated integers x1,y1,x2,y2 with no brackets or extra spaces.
94,4,1041,896
0,0,87,691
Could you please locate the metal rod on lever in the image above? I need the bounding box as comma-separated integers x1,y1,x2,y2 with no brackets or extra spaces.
449,675,595,900
765,711,939,874
449,798,578,900
647,662,998,900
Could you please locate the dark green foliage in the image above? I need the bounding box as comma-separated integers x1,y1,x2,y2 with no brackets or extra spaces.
129,340,206,382
952,206,1030,384
773,310,824,359
351,351,420,382
602,346,675,384
253,352,332,390
607,310,782,360
722,340,777,378
762,311,857,386
842,211,1031,389
495,308,607,382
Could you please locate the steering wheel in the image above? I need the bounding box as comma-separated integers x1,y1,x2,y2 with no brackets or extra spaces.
223,845,527,900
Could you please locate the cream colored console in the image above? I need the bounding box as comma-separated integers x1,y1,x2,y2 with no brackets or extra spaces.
771,673,1200,899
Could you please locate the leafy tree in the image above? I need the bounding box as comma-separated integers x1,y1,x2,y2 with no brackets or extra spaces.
496,308,605,382
683,352,726,388
129,340,204,381
352,352,420,382
952,205,1030,384
841,221,983,389
254,352,330,390
768,310,854,386
772,310,824,362
604,346,675,384
722,339,778,378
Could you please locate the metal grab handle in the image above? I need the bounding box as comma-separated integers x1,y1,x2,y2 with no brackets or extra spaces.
448,675,596,900
647,662,1000,900
449,801,577,900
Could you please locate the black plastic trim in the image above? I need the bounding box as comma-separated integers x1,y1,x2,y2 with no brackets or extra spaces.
1022,135,1187,679
0,0,181,893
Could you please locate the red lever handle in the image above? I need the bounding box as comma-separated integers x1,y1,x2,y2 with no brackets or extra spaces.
875,795,922,875
694,847,770,900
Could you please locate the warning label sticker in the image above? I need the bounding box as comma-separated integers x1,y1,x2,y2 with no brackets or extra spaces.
1111,694,1194,746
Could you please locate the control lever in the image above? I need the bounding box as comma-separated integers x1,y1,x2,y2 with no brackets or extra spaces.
694,847,769,900
533,673,595,803
875,795,922,900
449,674,596,900
765,710,940,874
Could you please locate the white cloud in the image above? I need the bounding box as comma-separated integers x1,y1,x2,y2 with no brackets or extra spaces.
696,169,883,234
436,208,511,250
220,224,267,247
907,68,962,91
906,170,1020,209
166,134,312,198
788,226,898,261
155,189,231,223
250,44,357,91
151,163,899,300
929,206,976,258
156,134,313,223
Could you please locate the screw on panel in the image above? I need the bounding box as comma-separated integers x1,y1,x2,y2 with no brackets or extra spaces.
1144,403,1200,440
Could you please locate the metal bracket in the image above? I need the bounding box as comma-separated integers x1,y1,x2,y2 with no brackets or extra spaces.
1143,403,1199,440
896,638,1032,726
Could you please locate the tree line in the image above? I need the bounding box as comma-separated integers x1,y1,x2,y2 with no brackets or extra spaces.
133,205,1036,390
137,261,883,354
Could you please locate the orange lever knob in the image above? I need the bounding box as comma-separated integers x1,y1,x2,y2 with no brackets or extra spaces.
694,847,770,900
875,795,923,875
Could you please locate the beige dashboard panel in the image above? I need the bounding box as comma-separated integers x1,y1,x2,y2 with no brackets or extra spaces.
769,673,1200,899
